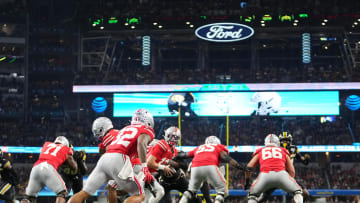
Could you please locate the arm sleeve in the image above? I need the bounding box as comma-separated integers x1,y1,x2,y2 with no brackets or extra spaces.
188,147,198,157
98,143,105,151
150,144,164,160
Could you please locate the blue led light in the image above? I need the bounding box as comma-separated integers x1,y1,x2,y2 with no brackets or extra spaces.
302,33,311,64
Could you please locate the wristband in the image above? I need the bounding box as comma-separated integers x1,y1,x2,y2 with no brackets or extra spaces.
142,163,147,168
158,164,165,170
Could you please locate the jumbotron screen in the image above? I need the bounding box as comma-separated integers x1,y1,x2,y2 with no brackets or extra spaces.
113,91,339,117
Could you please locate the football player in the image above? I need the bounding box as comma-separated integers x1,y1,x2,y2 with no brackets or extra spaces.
22,136,78,203
59,144,88,200
68,109,155,203
256,132,310,202
146,126,185,203
245,134,303,203
0,149,19,203
177,136,244,203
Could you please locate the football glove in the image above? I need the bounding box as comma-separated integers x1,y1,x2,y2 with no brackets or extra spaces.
141,166,154,184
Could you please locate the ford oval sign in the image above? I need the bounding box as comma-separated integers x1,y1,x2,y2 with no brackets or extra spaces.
195,23,254,42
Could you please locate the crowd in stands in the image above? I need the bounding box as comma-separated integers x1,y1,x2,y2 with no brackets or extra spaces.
0,116,354,147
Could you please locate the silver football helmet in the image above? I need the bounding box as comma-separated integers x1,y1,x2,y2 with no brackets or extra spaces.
205,136,221,145
131,109,154,129
92,117,114,138
264,134,280,147
54,136,70,147
164,126,181,146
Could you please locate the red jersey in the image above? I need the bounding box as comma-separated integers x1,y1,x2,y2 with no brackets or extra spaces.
98,129,119,151
188,144,228,167
253,146,290,173
147,139,178,173
34,142,73,170
107,124,155,160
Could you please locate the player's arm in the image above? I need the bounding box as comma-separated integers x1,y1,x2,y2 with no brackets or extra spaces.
244,154,259,189
219,151,244,171
75,150,88,175
66,153,78,172
174,151,191,159
138,133,152,164
296,150,310,165
147,155,174,176
138,133,155,183
285,155,295,178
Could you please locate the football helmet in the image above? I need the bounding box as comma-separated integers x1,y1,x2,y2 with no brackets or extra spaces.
279,131,293,147
92,117,114,138
54,136,70,147
264,134,280,147
131,109,154,129
164,126,181,146
251,92,281,116
205,136,221,145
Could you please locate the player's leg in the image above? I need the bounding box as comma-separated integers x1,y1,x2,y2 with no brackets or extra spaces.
179,167,206,203
111,154,145,203
22,165,44,203
69,154,112,203
106,182,118,203
277,171,303,203
247,173,271,203
148,179,165,203
204,166,227,203
42,164,68,203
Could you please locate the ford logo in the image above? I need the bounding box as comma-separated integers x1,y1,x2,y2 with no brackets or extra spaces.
195,23,254,42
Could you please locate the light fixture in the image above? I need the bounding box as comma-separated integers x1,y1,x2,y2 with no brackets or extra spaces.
261,23,265,27
186,21,190,25
294,19,299,23
131,25,135,29
100,26,104,30
321,22,326,26
354,22,358,25
260,20,264,23
189,24,194,28
124,22,129,26
153,22,158,25
92,23,96,27
158,25,163,28
293,23,298,26
323,19,328,22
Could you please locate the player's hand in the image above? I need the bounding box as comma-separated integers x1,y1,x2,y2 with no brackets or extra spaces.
164,165,175,177
141,166,155,184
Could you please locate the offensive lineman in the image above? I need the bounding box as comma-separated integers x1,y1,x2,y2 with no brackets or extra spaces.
256,132,311,202
22,136,78,203
245,134,303,203
177,136,244,203
68,109,155,203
